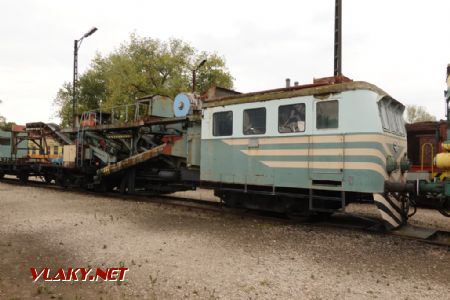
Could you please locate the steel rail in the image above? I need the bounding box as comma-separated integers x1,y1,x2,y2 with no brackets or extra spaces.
0,177,449,248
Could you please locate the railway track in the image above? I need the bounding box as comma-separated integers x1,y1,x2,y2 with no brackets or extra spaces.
1,176,449,248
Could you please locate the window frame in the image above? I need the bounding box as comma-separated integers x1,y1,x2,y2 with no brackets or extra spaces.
378,97,406,137
0,137,10,146
212,110,233,137
378,100,390,131
316,100,339,130
278,103,306,134
242,107,267,135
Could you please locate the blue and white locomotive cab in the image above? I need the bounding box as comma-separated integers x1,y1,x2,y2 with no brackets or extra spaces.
200,80,410,229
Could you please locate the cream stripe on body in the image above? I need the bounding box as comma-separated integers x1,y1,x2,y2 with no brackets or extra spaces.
223,134,406,147
225,134,406,162
241,148,386,163
260,161,388,180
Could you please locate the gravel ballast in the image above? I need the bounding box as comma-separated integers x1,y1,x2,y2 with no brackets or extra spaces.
0,182,449,299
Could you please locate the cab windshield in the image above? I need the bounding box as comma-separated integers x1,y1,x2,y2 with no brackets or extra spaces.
378,97,406,136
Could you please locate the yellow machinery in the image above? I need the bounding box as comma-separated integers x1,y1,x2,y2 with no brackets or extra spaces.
415,66,450,216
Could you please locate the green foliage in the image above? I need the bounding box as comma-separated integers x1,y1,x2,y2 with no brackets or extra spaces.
0,122,16,131
405,105,436,124
53,82,73,128
0,99,13,130
54,34,234,127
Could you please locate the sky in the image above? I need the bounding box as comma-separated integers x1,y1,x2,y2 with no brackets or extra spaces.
0,0,449,124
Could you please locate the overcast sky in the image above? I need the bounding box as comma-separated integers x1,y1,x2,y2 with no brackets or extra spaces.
1,0,449,124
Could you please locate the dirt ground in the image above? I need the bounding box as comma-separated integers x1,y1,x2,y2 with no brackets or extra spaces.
0,182,449,300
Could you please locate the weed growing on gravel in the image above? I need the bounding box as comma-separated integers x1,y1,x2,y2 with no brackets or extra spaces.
148,271,160,299
260,279,270,287
36,285,52,295
207,288,218,300
149,271,159,287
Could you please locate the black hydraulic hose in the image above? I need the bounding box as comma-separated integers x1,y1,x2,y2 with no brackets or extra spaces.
408,195,418,218
408,201,417,218
439,198,450,217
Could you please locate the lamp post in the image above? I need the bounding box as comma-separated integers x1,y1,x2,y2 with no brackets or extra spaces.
192,59,207,93
334,0,342,77
72,27,98,128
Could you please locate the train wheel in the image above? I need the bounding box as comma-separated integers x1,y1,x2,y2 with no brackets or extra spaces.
44,175,53,184
217,191,242,208
55,177,68,188
18,173,28,184
94,180,114,193
308,211,333,222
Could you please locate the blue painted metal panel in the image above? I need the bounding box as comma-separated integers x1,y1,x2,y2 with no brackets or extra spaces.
0,129,27,159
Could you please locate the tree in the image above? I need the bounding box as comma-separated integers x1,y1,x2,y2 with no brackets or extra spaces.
405,105,437,124
0,100,15,131
0,99,7,129
54,34,234,127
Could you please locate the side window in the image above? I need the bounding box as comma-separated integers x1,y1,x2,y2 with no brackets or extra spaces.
387,108,398,133
378,101,389,131
395,105,405,135
396,112,406,135
378,97,406,136
53,146,59,155
278,103,306,133
0,137,10,146
213,111,233,136
243,108,266,135
316,100,338,129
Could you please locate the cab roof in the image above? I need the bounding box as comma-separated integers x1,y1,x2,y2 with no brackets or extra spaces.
202,80,389,108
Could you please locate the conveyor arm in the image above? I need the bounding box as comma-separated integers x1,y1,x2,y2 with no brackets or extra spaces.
97,143,166,177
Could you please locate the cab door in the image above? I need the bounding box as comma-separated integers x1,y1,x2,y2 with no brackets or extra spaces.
309,99,344,183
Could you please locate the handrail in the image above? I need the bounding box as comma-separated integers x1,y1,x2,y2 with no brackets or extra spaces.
78,98,154,128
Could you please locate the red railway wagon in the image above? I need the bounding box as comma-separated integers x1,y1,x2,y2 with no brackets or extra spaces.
406,121,447,173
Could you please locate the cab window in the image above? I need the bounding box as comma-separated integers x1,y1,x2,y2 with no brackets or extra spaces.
378,100,390,131
316,100,338,129
243,108,266,135
213,111,233,136
278,103,306,133
378,97,405,136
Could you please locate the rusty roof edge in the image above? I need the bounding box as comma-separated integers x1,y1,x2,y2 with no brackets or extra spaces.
202,81,389,108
